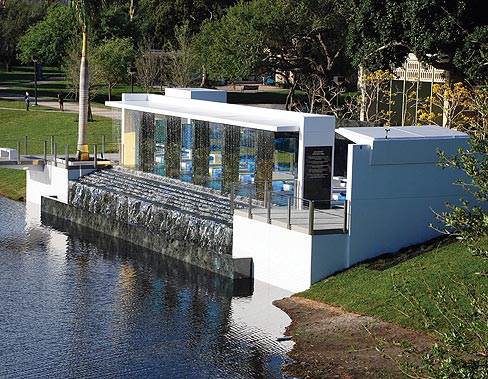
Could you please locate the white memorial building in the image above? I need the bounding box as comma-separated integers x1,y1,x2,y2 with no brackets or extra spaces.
105,89,469,292
24,88,470,293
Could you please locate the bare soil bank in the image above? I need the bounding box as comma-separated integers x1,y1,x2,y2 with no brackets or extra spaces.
273,296,437,379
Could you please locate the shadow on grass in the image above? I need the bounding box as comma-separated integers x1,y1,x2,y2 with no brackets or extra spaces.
363,235,455,271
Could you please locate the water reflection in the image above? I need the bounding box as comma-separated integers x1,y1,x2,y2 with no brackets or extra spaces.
0,197,293,379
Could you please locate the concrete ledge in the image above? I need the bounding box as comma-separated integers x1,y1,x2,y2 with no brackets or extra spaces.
0,147,18,160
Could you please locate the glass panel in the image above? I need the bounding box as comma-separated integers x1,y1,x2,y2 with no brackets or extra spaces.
208,123,223,190
192,120,210,186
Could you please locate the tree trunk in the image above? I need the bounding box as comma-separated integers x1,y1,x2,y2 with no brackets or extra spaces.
77,31,89,160
285,76,298,111
358,65,367,122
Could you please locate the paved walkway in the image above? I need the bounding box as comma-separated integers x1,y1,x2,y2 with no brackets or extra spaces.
0,81,116,119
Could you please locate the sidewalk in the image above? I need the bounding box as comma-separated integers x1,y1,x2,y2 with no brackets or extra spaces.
0,87,116,119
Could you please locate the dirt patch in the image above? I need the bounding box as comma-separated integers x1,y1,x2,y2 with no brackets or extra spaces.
273,296,437,379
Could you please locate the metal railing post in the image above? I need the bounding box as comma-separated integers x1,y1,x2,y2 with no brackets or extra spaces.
53,143,57,167
24,135,28,155
264,180,268,207
230,182,235,214
17,140,21,164
248,187,253,219
43,140,47,162
65,144,69,163
50,135,54,154
293,179,298,208
94,144,98,168
287,196,292,229
101,135,106,158
266,189,271,224
308,200,315,235
343,200,349,233
120,143,124,166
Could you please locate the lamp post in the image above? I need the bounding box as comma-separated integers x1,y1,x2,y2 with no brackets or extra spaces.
127,66,137,93
32,56,38,106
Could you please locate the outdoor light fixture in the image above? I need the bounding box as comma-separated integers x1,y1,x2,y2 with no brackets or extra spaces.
127,66,137,93
32,56,38,106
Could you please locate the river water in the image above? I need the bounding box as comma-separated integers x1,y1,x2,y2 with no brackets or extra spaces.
0,197,293,379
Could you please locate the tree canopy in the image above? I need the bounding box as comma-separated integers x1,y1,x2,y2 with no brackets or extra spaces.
0,0,46,70
18,4,76,67
346,0,488,83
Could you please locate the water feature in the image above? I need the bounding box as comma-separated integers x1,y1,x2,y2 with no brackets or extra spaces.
123,109,299,197
68,166,237,256
0,196,294,378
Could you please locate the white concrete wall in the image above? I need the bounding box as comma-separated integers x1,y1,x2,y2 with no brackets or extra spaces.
232,214,348,292
345,138,469,266
26,165,70,205
297,115,336,201
311,233,348,283
26,164,96,206
232,215,313,293
164,88,227,103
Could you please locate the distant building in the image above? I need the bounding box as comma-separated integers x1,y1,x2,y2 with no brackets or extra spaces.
374,54,448,126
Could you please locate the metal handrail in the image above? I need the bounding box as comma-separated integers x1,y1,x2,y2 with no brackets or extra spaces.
0,135,121,167
230,182,349,235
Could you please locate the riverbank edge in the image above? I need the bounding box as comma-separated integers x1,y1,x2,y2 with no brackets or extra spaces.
273,296,438,379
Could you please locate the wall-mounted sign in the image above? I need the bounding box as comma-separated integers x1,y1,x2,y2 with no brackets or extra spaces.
303,146,332,208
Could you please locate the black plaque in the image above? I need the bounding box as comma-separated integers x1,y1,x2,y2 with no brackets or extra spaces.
303,146,332,208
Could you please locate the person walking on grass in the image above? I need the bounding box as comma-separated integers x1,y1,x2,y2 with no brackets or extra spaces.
24,92,30,111
57,91,64,111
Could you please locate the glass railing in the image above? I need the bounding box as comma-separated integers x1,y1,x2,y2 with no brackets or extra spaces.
229,181,349,235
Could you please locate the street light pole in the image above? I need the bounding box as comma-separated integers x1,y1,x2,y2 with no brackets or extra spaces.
127,66,137,93
32,57,38,106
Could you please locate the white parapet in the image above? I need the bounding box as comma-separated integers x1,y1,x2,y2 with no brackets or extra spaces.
232,214,348,293
26,163,97,206
0,147,18,160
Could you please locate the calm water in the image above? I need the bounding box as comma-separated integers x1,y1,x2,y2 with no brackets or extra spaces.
0,197,293,379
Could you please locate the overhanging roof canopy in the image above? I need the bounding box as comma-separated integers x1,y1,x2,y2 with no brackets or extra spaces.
106,93,315,133
336,125,468,146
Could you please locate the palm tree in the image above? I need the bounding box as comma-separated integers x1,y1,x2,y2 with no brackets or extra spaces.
70,0,108,161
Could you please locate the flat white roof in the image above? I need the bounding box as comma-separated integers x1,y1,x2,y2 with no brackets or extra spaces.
336,125,468,145
106,93,327,132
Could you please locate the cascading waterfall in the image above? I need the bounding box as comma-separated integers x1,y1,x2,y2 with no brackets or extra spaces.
68,166,235,255
222,124,241,193
140,112,155,172
192,120,210,186
255,130,275,200
165,116,182,178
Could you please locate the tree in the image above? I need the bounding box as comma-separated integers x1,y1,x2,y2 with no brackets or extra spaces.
194,0,351,110
435,136,488,258
194,0,268,85
69,0,120,161
346,0,488,84
92,4,140,42
162,21,199,88
0,0,46,70
91,36,135,100
135,0,238,48
18,4,76,67
134,37,163,93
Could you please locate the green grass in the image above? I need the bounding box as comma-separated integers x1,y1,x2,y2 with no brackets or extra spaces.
0,104,117,155
0,168,26,201
298,237,488,339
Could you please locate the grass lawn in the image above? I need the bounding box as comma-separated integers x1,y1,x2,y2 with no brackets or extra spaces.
0,168,26,201
298,237,488,342
0,104,116,155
